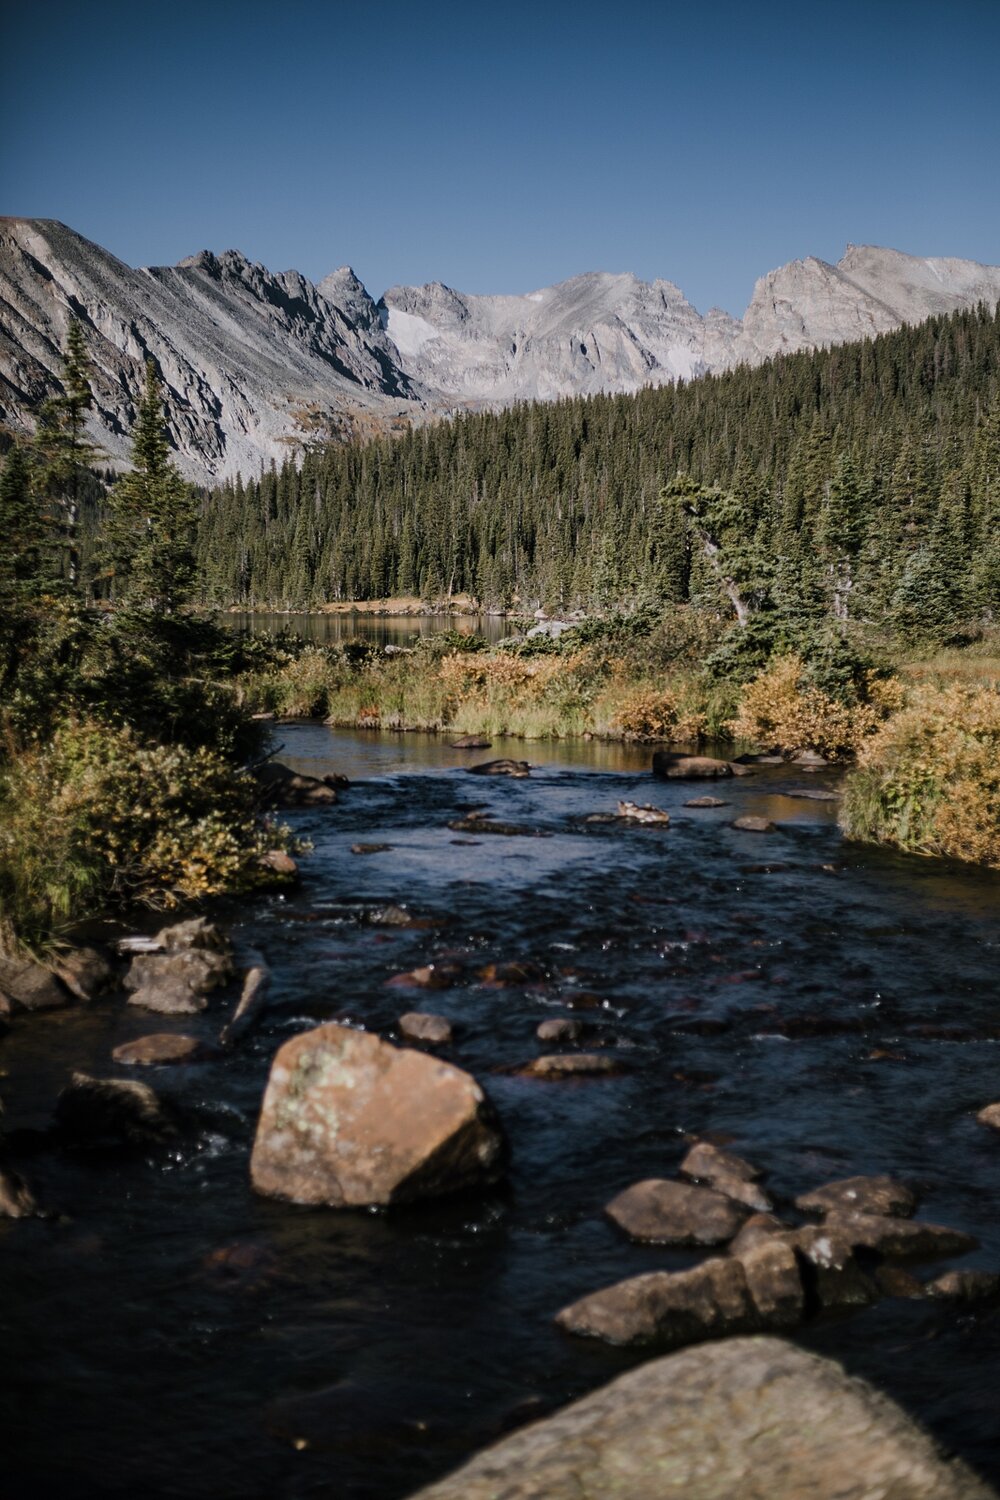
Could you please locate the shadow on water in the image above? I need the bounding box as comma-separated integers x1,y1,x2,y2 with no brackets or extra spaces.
3,723,1000,1497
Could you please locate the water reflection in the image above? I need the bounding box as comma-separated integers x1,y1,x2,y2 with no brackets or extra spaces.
220,611,517,647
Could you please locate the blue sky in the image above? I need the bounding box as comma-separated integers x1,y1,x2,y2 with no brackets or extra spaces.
3,0,998,315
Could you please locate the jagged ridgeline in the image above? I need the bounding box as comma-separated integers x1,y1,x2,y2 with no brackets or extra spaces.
194,304,1000,624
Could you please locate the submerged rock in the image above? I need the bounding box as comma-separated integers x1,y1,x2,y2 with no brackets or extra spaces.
795,1174,917,1219
605,1178,746,1246
684,795,729,807
351,843,393,855
0,1162,40,1218
732,815,776,832
250,1023,505,1207
112,1033,206,1066
466,759,531,777
520,1054,623,1079
398,1011,453,1045
652,752,733,780
617,800,670,825
926,1269,1000,1304
409,1336,994,1499
55,1072,179,1147
448,815,550,837
535,1017,585,1043
450,736,491,749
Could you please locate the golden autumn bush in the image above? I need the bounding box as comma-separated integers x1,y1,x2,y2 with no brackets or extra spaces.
841,682,1000,868
0,720,294,943
727,654,902,759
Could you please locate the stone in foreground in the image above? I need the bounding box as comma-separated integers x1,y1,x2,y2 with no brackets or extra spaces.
408,1336,994,1499
250,1023,504,1207
795,1173,916,1219
606,1178,746,1245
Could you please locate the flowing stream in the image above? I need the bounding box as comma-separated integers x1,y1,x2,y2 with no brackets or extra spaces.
3,723,1000,1498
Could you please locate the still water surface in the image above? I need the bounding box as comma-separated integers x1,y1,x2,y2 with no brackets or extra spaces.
3,724,1000,1497
222,612,517,647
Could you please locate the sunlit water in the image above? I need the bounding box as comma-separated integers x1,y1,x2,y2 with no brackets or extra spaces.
3,724,1000,1498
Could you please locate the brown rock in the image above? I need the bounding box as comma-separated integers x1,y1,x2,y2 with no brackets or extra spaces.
52,945,115,1001
254,760,338,807
680,1140,763,1184
729,1212,789,1256
535,1017,584,1043
0,954,72,1012
652,752,733,780
976,1102,1000,1130
466,759,531,777
874,1265,926,1299
555,1256,754,1347
791,1225,879,1309
154,917,230,952
450,736,491,749
219,964,271,1046
736,1238,805,1328
351,843,393,855
684,795,729,807
408,1336,994,1500
616,800,670,825
55,1072,178,1147
478,961,543,985
825,1211,978,1262
0,1162,39,1218
113,1033,206,1066
732,816,775,832
521,1054,623,1079
367,904,420,928
258,848,299,877
250,1023,505,1207
605,1178,746,1246
386,965,456,991
795,1174,916,1219
399,1012,453,1045
926,1269,1000,1304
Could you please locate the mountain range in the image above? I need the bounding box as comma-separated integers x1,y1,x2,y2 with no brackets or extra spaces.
2,216,999,481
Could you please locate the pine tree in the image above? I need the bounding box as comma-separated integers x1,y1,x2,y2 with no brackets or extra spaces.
106,362,198,612
32,318,97,588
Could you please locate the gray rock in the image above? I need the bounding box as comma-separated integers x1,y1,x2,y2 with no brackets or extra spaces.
399,1011,453,1045
0,954,72,1012
732,816,776,833
408,1336,995,1499
466,759,531,777
522,1054,623,1079
126,946,233,1014
555,1255,754,1348
825,1211,978,1262
606,1178,746,1246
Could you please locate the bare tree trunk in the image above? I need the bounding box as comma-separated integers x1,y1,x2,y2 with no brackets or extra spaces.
688,522,751,628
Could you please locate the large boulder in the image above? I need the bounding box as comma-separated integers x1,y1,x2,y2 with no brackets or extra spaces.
652,752,733,780
408,1337,994,1499
606,1178,746,1245
0,954,72,1013
250,1023,505,1207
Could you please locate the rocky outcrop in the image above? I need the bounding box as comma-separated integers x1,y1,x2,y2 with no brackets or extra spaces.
250,1023,505,1206
408,1336,994,1499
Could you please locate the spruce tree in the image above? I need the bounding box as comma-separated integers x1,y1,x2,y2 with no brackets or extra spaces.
33,318,97,587
107,361,197,612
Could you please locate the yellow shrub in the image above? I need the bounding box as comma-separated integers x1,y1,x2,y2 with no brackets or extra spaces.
728,655,897,759
843,683,1000,867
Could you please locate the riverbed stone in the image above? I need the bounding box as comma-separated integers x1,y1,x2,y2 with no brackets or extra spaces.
521,1054,623,1079
925,1269,1000,1304
652,752,733,779
791,1225,879,1309
616,800,670,824
408,1336,995,1499
795,1174,917,1219
112,1033,206,1067
0,954,72,1012
556,1256,754,1347
605,1178,746,1246
254,760,338,807
0,1162,39,1218
52,945,115,1001
737,1237,805,1328
680,1140,763,1184
450,736,491,749
825,1211,978,1261
250,1023,505,1207
386,965,458,991
466,759,531,777
976,1102,1000,1130
55,1072,179,1147
684,794,729,807
732,815,776,832
536,1017,585,1043
729,1212,789,1256
399,1011,453,1045
126,947,233,1014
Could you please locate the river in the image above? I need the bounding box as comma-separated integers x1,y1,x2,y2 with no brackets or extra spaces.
3,723,1000,1497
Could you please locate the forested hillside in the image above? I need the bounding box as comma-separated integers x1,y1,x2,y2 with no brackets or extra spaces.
194,305,1000,633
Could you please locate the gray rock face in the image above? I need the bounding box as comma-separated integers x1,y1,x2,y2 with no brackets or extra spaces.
409,1336,994,1500
5,219,999,484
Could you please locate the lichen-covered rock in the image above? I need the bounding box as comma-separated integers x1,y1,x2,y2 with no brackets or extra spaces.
409,1336,995,1499
250,1023,505,1207
795,1174,916,1219
606,1178,746,1246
